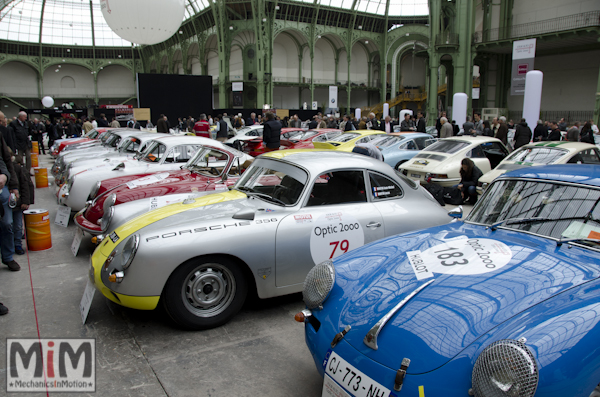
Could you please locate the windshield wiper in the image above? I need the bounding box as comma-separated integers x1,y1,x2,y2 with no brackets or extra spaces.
557,237,600,246
235,186,286,205
488,217,551,231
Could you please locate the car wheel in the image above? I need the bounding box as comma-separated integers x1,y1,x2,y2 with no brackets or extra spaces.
162,256,248,330
395,160,407,170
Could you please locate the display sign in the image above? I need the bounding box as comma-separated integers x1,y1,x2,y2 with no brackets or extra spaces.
80,279,96,324
71,228,84,257
312,101,318,110
232,82,244,91
329,86,338,109
511,39,536,96
55,205,71,227
133,108,151,121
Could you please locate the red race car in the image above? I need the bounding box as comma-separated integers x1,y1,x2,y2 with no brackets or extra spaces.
50,128,111,157
245,128,342,157
74,144,253,236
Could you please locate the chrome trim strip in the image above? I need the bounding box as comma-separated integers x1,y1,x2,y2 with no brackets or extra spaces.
363,279,435,350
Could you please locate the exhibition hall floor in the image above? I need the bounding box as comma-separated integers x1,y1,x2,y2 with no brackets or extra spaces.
0,153,471,396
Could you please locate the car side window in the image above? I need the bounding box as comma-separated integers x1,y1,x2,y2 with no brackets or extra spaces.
572,149,600,164
399,140,417,150
165,145,199,163
307,170,367,206
369,172,403,200
467,145,486,158
357,137,371,144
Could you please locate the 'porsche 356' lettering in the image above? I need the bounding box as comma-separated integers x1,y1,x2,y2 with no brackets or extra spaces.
145,219,278,242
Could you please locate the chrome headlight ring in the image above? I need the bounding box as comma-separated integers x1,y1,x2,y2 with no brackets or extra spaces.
88,181,101,201
120,235,139,270
471,339,539,397
302,260,335,310
100,206,114,233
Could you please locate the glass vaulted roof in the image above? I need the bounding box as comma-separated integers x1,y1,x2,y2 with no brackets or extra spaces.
294,0,428,16
0,0,425,48
0,0,210,47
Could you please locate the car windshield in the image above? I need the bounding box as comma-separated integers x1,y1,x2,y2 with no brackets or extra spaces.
424,139,470,154
141,141,166,163
281,130,305,140
100,132,113,143
105,134,121,147
86,129,99,139
372,135,403,148
331,133,360,143
505,147,568,164
233,158,308,206
285,130,320,141
186,147,231,177
468,179,600,246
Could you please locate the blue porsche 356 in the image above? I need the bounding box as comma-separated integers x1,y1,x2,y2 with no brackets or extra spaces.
298,164,600,397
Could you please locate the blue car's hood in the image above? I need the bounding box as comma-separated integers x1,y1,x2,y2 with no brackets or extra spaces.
332,222,600,374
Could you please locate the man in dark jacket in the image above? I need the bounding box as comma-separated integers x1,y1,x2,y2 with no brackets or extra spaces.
97,113,109,127
416,112,426,133
545,121,563,141
513,119,532,149
566,122,580,142
32,118,45,154
7,111,32,173
399,114,415,132
263,112,281,151
533,120,547,142
156,114,169,133
495,118,509,146
215,115,228,142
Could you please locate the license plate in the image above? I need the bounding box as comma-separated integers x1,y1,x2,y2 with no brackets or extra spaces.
323,351,391,397
411,173,421,179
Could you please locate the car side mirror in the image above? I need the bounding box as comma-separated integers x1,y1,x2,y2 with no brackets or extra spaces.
448,206,463,219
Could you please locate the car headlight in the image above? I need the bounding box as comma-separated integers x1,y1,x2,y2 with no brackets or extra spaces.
88,181,101,201
120,235,139,270
100,206,114,232
302,260,335,309
471,339,538,397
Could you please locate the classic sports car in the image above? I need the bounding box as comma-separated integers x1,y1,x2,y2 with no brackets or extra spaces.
224,124,266,148
74,144,253,235
243,128,333,157
53,132,157,184
479,141,600,191
399,136,509,187
379,132,437,170
312,130,387,152
50,128,110,157
59,135,210,211
88,149,451,330
298,164,600,397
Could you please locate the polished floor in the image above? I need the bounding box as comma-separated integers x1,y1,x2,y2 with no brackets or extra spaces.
0,153,470,396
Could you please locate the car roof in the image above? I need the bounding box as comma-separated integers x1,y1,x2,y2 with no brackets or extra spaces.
148,135,215,146
522,141,597,150
501,164,600,187
263,149,393,174
391,132,434,139
442,136,502,144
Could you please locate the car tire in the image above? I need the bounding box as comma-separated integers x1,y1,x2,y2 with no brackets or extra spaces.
162,256,248,330
395,160,407,170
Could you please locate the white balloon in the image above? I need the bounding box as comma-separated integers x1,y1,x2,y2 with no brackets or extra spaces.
100,0,185,45
41,96,54,108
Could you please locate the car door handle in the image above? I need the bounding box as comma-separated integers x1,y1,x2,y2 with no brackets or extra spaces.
366,222,382,228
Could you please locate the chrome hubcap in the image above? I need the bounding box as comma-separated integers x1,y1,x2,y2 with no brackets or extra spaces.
182,264,235,317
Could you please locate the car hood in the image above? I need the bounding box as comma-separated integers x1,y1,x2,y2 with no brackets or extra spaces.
330,222,600,374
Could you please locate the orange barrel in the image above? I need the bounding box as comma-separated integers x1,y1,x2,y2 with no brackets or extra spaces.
32,141,39,153
24,209,52,251
31,153,39,167
34,168,48,188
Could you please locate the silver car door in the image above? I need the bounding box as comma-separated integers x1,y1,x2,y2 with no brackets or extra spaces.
275,170,384,287
367,171,413,237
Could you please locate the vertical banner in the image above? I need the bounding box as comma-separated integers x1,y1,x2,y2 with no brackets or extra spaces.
329,86,338,110
511,39,536,96
232,82,243,107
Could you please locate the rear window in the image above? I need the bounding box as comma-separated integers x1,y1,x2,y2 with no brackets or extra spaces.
332,133,360,143
424,140,470,154
506,147,568,164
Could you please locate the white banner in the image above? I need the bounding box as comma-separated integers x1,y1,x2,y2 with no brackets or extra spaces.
328,86,338,109
232,82,244,92
511,38,536,95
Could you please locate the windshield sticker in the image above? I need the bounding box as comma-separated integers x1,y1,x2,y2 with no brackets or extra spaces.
407,237,512,280
295,214,313,224
126,172,170,189
310,213,365,264
562,221,600,240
